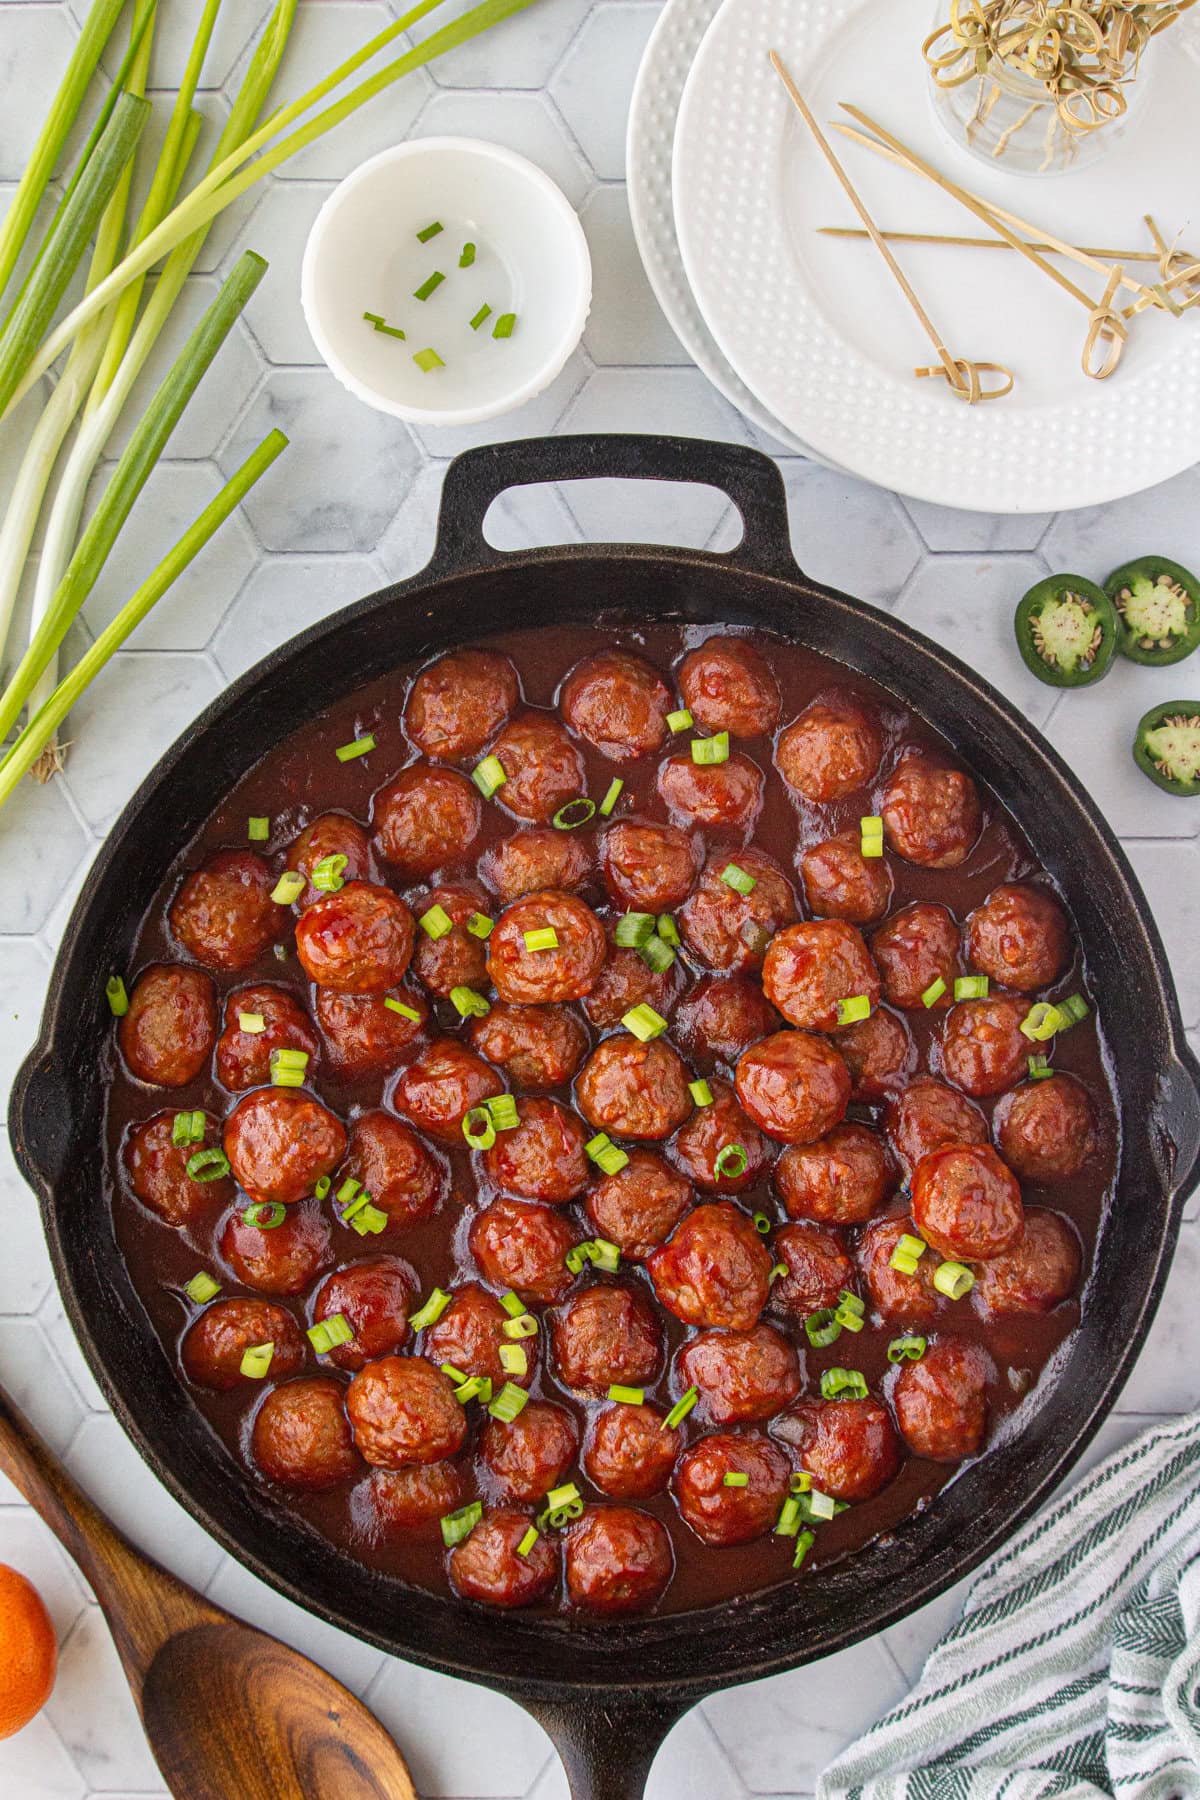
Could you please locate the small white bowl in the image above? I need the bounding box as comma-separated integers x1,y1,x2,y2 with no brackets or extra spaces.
301,136,591,428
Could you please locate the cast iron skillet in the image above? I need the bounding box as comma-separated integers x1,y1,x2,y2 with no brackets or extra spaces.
11,436,1200,1799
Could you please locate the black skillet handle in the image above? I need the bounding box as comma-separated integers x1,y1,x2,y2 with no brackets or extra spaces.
517,1690,691,1800
427,434,801,581
1166,1043,1200,1217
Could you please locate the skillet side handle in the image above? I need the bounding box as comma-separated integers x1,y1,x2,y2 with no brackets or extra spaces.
427,434,801,582
1166,1046,1200,1215
517,1690,691,1800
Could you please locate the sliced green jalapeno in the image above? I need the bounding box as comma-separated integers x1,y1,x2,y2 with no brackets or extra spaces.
1014,574,1118,687
1132,701,1200,796
1105,556,1200,666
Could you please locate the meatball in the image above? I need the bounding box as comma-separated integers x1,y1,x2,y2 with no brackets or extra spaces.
882,753,981,869
311,1256,417,1371
123,1110,232,1224
680,850,797,972
834,1007,915,1103
251,1377,360,1490
481,828,592,905
295,881,415,994
674,1432,790,1546
411,882,490,996
657,749,764,835
966,883,1071,994
677,1324,801,1424
912,1143,1024,1262
118,963,216,1088
775,1397,900,1502
763,920,880,1033
370,1461,467,1530
339,1110,443,1227
647,1201,772,1330
893,1338,990,1462
673,975,778,1072
560,649,671,760
168,850,277,971
565,1506,673,1614
448,1507,558,1608
735,1032,851,1146
181,1298,305,1392
776,1123,893,1225
679,637,781,738
284,812,371,911
487,890,606,1004
975,1209,1081,1316
858,1214,946,1326
424,1282,537,1389
776,692,882,802
393,1039,503,1144
584,1402,680,1499
468,1002,587,1092
405,647,519,762
668,1079,769,1194
480,1401,578,1503
601,820,700,913
994,1074,1098,1181
481,1097,589,1203
886,1076,988,1179
315,984,428,1077
576,1035,692,1141
345,1355,466,1468
800,830,893,925
585,1150,693,1261
216,984,318,1092
582,942,682,1031
224,1088,346,1206
941,997,1031,1098
872,903,960,1011
220,1197,333,1294
769,1222,856,1318
371,764,481,878
469,1196,577,1304
551,1285,663,1393
489,711,585,822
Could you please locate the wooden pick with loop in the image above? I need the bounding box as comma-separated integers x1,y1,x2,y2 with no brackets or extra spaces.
1082,263,1128,377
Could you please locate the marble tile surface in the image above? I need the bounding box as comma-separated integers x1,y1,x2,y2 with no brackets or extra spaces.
1,3,1198,1798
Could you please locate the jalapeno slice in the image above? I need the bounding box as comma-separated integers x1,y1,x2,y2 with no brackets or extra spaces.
1105,556,1200,666
1132,701,1200,797
1014,575,1118,688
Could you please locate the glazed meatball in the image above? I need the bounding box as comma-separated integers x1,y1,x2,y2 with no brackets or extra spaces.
339,1110,443,1227
893,1338,990,1462
657,749,764,836
858,1215,946,1326
886,1076,988,1179
181,1298,305,1392
251,1377,360,1490
118,964,216,1088
448,1507,558,1608
169,850,277,971
941,997,1032,1097
581,942,682,1031
551,1285,663,1393
763,920,880,1033
371,764,481,879
872,903,960,1011
220,1197,333,1295
882,753,981,869
481,828,592,904
424,1282,537,1389
469,1196,577,1304
216,984,318,1092
800,830,893,926
966,883,1071,994
674,1432,790,1546
668,1079,769,1194
481,1097,588,1203
468,1002,587,1091
565,1506,673,1614
677,1324,801,1424
769,1222,856,1319
123,1111,232,1224
585,1150,693,1261
315,984,428,1076
369,1461,466,1530
576,1035,693,1141
284,813,371,910
412,882,490,996
479,1401,578,1503
487,890,606,1004
224,1088,346,1206
393,1038,503,1144
584,1402,680,1499
975,1209,1081,1315
648,1201,772,1330
776,1397,900,1502
311,1257,417,1370
345,1355,466,1468
994,1074,1098,1181
776,1123,893,1225
295,881,415,994
405,647,519,762
776,692,882,802
679,637,781,738
560,650,671,760
735,1032,851,1146
680,850,797,972
912,1143,1024,1262
601,820,700,913
489,712,585,822
674,975,777,1072
834,1007,915,1102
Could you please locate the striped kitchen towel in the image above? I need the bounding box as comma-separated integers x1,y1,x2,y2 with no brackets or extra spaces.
819,1412,1200,1800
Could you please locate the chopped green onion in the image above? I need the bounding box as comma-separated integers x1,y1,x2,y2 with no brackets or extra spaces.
414,271,445,301
793,1529,816,1570
454,1374,493,1405
889,1234,927,1275
270,1046,309,1088
488,1380,528,1422
439,1364,468,1385
314,1176,332,1200
860,834,885,859
1059,993,1089,1024
638,934,676,974
663,1387,698,1430
921,977,947,1008
500,1291,527,1318
804,1308,842,1348
598,777,624,816
608,1385,644,1405
769,1261,789,1284
187,1148,231,1183
105,975,129,1016
484,1093,520,1131
790,1472,813,1494
565,1239,621,1275
440,1501,482,1548
450,985,490,1020
887,1335,927,1363
462,1107,497,1151
420,903,454,940
657,914,680,946
307,1314,355,1355
835,1303,865,1334
413,346,444,371
248,816,269,841
1027,1055,1054,1080
410,1287,453,1332
622,1003,667,1041
271,871,305,905
775,1496,802,1537
502,1313,539,1340
720,863,756,896
615,913,656,948
752,1211,772,1235
585,1132,628,1176
516,1525,539,1558
523,927,559,952
552,797,595,830
538,1484,585,1529
666,708,693,733
542,1482,580,1513
273,946,289,962
472,753,507,797
172,1111,205,1147
337,1178,363,1205
859,815,883,838
239,1342,274,1380
723,1472,750,1487
499,1343,528,1377
933,1260,975,1300
469,303,492,331
689,1079,714,1107
184,1272,221,1305
238,1011,266,1034
492,311,516,338
242,1201,287,1230
714,1143,748,1179
459,240,476,266
954,976,989,1001
799,1487,838,1522
821,1367,868,1401
836,994,872,1026
310,852,348,893
417,221,443,242
1020,1002,1061,1041
691,732,729,765
335,735,375,762
383,996,422,1021
348,1201,388,1237
466,911,494,939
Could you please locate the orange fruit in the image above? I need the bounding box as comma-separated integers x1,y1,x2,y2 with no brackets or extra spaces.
0,1563,57,1738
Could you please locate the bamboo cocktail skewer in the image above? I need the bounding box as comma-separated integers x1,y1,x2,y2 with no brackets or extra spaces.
818,225,1165,262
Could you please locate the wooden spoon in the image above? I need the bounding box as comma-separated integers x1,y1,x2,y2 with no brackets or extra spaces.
0,1384,416,1800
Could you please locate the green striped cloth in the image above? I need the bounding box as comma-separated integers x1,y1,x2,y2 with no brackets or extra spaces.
819,1413,1200,1800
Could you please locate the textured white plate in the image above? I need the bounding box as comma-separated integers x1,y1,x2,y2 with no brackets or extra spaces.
673,0,1200,512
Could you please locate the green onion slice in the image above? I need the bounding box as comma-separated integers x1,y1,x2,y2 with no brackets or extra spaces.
419,903,454,940
622,1003,667,1042
348,1202,388,1237
335,735,375,763
538,1482,585,1530
487,1381,528,1422
413,346,444,371
105,975,130,1016
337,1177,362,1205
1021,1001,1063,1042
242,1201,287,1230
804,1308,842,1349
310,853,348,893
270,1047,309,1089
1027,1055,1054,1080
859,815,884,837
799,1488,838,1523
462,1107,497,1151
314,1176,332,1201
769,1261,789,1284
271,871,306,906
666,708,692,733
172,1110,205,1147
608,1385,644,1405
790,1472,813,1493
187,1148,231,1183
383,996,422,1021
638,934,676,974
921,977,947,1008
499,1343,528,1377
598,777,624,816
723,1472,750,1487
565,1239,621,1275
752,1211,772,1235
614,913,655,948
663,1387,698,1430
954,975,989,1001
469,303,492,332
516,1525,539,1558
440,1501,482,1548
409,1287,453,1332
307,1314,355,1355
720,863,756,895
860,835,885,859
502,1313,539,1340
417,220,443,242
793,1529,816,1570
450,985,490,1019
933,1260,975,1300
834,1301,865,1334
466,911,494,939
836,995,872,1026
484,1093,520,1131
453,1374,493,1405
657,914,681,946
1059,993,1089,1024
775,1496,802,1537
240,1342,274,1380
887,1335,927,1363
820,1367,868,1401
459,240,476,266
552,797,595,830
248,816,270,841
492,311,516,338
414,270,445,301
184,1272,220,1305
889,1234,927,1274
523,927,559,952
472,753,507,797
238,1011,266,1034
714,1143,748,1179
689,1079,714,1107
500,1291,527,1318
690,731,730,765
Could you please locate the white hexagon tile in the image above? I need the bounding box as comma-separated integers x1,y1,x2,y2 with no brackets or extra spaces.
1,4,1199,1799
